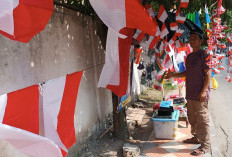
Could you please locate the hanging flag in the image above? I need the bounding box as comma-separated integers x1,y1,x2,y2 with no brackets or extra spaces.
158,5,168,22
145,4,155,18
176,14,186,24
180,0,189,8
0,0,53,43
89,0,157,36
0,124,63,157
0,71,83,157
170,22,178,31
205,5,211,24
195,12,201,28
160,23,169,39
107,28,134,97
1,86,40,134
175,29,184,37
186,12,195,23
133,29,145,42
98,29,121,87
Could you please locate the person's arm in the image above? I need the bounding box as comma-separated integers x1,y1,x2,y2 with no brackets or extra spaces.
199,68,211,102
165,71,186,79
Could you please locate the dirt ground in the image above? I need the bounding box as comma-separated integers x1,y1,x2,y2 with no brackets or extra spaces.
79,84,178,157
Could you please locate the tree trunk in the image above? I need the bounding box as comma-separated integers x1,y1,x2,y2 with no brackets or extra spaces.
112,93,128,140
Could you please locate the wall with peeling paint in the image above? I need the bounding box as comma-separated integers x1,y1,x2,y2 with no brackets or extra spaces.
0,5,112,156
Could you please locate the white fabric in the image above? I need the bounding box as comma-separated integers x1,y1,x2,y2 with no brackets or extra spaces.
89,0,126,37
181,0,189,3
133,29,142,39
147,8,155,18
42,76,67,152
176,15,186,23
159,10,168,22
0,94,7,123
132,63,141,95
98,28,120,87
0,0,19,35
161,26,168,39
146,36,154,51
0,124,62,157
175,51,186,64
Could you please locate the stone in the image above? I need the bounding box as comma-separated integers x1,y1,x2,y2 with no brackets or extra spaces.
123,143,140,157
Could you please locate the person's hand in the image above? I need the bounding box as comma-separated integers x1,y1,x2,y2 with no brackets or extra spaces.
199,91,207,102
165,72,174,79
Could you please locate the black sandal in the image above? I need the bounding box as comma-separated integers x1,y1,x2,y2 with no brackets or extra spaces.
183,137,200,144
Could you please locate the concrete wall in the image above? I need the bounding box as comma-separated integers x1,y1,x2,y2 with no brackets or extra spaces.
0,5,112,156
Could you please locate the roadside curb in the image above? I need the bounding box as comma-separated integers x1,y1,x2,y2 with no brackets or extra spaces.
209,113,223,157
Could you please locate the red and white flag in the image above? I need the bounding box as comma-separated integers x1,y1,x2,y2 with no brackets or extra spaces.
180,0,189,8
93,0,158,93
90,0,157,36
170,22,178,31
133,29,146,42
145,4,155,18
0,0,53,43
158,5,168,22
160,23,169,39
106,28,134,96
175,29,184,37
0,71,83,157
176,14,186,24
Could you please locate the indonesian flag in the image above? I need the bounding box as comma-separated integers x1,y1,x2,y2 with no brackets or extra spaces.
94,0,158,93
133,29,146,42
0,71,83,157
158,5,168,22
0,0,53,43
160,23,169,39
145,4,155,18
227,37,232,43
90,0,157,36
175,29,184,37
169,35,177,45
170,22,178,31
180,0,189,8
176,14,186,24
106,28,134,96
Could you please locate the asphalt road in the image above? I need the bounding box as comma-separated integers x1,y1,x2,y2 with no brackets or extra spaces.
209,58,232,157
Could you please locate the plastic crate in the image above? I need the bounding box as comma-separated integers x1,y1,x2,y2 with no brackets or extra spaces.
152,110,180,139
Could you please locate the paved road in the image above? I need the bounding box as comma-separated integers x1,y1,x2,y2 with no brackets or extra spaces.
209,58,232,157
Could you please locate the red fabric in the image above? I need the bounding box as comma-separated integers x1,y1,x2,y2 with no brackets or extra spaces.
125,0,157,36
149,37,160,50
136,31,146,42
57,71,83,150
180,0,189,8
157,5,168,22
3,85,39,134
218,0,222,7
135,48,142,64
0,0,53,43
107,28,134,97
